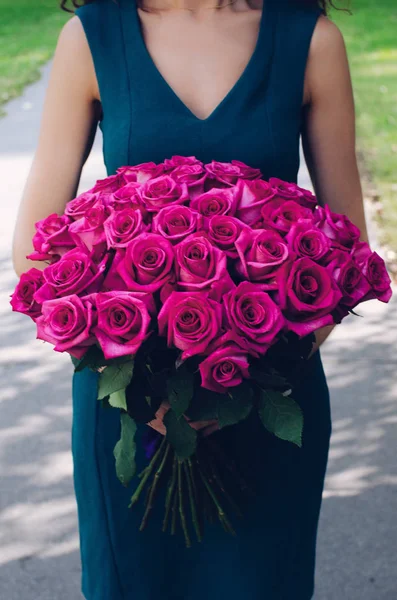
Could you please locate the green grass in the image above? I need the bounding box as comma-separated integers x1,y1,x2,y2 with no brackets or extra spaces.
332,1,397,253
0,1,69,114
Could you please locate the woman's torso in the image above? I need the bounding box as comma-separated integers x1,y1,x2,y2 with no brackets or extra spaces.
76,0,322,181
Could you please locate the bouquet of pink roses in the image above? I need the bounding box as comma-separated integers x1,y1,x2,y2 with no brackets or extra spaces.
11,156,393,546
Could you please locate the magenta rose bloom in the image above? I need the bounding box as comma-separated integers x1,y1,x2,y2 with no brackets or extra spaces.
36,294,96,359
175,233,234,296
103,207,147,249
158,291,222,359
108,182,145,213
152,205,203,244
140,175,188,213
27,213,75,262
276,257,343,336
206,214,251,259
10,268,45,320
199,333,250,393
235,179,275,226
326,249,372,308
163,155,203,171
69,203,110,251
285,219,331,262
230,159,262,180
223,281,284,355
113,233,174,293
269,178,317,211
204,161,242,187
90,173,125,194
117,161,164,184
190,187,239,220
169,163,207,199
260,198,314,235
314,205,360,250
34,246,108,303
64,191,100,221
92,291,155,359
351,242,393,302
235,229,291,288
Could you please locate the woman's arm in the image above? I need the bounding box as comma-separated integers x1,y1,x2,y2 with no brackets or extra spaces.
12,16,101,277
302,15,369,353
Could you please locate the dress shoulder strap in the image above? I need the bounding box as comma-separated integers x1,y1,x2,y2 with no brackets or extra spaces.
75,0,133,174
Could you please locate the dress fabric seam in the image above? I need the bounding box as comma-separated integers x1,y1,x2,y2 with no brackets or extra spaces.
118,2,134,166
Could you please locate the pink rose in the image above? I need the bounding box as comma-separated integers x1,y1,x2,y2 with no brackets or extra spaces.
10,268,45,320
113,233,174,293
163,155,203,171
206,215,251,259
158,291,222,359
64,191,100,220
199,333,250,393
117,162,164,184
34,246,107,303
92,291,155,359
269,178,317,211
190,187,239,220
326,249,372,308
27,213,75,262
108,182,145,213
36,294,96,359
141,175,189,213
204,161,242,187
152,205,203,244
351,242,393,303
260,199,314,234
223,282,284,354
314,205,360,249
235,179,275,226
90,173,125,194
285,219,331,262
169,163,207,199
69,203,110,251
230,160,262,180
276,257,343,336
115,166,138,183
175,233,234,296
103,207,147,249
235,229,291,288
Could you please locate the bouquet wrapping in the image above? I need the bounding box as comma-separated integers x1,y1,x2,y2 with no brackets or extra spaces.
11,156,393,546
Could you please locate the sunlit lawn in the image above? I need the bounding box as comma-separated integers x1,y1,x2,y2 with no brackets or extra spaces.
333,0,397,254
0,0,68,114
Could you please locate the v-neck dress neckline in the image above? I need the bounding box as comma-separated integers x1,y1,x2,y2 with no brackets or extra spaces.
124,0,269,123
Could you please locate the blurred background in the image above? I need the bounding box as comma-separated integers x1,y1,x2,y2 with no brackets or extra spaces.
0,1,396,598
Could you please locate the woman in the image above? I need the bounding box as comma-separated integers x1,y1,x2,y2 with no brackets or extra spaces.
12,0,369,598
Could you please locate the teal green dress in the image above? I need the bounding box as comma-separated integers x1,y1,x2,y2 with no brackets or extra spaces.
72,1,332,598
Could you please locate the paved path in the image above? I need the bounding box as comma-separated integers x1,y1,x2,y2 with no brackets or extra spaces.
0,63,396,600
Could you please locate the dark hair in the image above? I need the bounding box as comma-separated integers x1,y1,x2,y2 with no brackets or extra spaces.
60,0,345,14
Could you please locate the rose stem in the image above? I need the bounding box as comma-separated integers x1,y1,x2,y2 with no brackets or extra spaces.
208,457,243,517
171,483,178,535
204,437,255,497
162,455,178,533
129,437,167,508
188,458,206,531
183,461,202,542
140,443,171,531
178,460,192,548
198,465,236,536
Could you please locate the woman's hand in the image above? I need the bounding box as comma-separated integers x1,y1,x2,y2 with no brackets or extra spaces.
147,400,219,438
308,324,336,358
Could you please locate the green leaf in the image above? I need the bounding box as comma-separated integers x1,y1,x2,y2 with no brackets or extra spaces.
258,389,303,447
98,361,134,400
113,413,137,486
217,382,253,429
164,409,197,461
185,386,223,421
109,388,127,411
166,363,194,419
249,363,290,391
